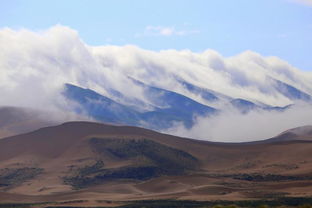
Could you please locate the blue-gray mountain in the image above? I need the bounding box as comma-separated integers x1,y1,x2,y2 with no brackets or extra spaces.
64,81,217,129
273,79,312,101
63,76,306,130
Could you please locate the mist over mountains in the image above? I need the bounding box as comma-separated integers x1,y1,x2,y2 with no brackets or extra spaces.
1,25,312,141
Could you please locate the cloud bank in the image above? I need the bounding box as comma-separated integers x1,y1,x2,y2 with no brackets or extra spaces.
0,25,311,141
138,25,200,37
166,104,312,142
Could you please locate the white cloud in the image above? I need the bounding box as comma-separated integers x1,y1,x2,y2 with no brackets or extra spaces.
137,25,200,37
0,25,311,141
165,104,312,142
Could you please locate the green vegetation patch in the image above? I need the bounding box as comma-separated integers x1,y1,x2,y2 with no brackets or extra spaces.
0,167,43,187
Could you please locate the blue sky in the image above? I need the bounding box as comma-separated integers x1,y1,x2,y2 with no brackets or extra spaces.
1,0,312,70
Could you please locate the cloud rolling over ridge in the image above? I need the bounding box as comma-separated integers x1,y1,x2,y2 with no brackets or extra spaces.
0,25,311,141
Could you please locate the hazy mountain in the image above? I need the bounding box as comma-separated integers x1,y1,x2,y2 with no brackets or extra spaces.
64,79,293,130
265,125,312,142
272,78,312,101
0,107,57,138
64,83,141,126
64,82,217,129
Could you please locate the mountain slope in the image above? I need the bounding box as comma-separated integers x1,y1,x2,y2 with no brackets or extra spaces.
265,125,312,142
132,78,217,128
177,79,225,102
0,122,312,203
64,83,141,125
64,82,217,129
273,79,312,102
64,81,293,131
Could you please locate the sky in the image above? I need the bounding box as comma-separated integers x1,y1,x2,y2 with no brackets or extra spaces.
1,0,312,71
0,1,312,141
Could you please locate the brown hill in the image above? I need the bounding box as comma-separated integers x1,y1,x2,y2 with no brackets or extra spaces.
0,121,312,206
266,125,312,142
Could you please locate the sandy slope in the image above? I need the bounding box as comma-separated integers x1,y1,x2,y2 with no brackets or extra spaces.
0,121,311,205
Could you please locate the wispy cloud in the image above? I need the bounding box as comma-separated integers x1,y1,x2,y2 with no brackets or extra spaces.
290,0,312,7
136,25,200,37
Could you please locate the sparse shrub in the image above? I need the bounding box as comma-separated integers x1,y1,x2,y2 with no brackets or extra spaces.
298,204,312,208
0,167,43,187
64,138,199,189
224,205,239,208
257,205,269,208
212,205,224,208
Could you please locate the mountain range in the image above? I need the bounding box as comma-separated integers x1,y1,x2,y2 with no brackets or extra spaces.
63,75,308,131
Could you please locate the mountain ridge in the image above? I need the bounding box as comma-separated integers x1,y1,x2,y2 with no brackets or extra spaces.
63,80,296,131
